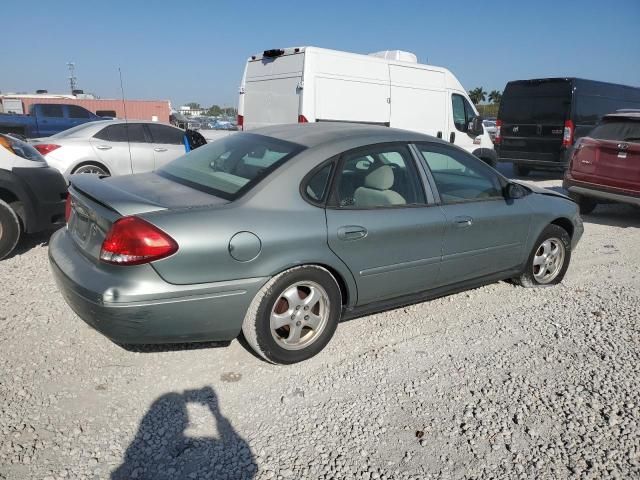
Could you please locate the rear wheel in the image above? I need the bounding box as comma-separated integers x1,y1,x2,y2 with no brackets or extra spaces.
241,266,341,364
513,164,531,177
72,163,109,176
514,224,571,287
568,192,597,215
0,199,21,260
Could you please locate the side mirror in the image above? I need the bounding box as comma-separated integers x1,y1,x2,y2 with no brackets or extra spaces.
468,116,484,136
506,182,527,200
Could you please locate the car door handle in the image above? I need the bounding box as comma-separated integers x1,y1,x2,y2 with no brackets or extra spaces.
154,147,168,152
95,145,112,150
453,216,473,228
337,225,367,241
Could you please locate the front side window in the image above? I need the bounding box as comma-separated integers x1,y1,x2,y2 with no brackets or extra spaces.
417,143,503,203
159,133,304,200
452,95,467,131
93,124,147,143
148,124,185,145
333,144,426,208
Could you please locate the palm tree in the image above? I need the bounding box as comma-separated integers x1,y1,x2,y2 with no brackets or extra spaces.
468,87,487,105
488,90,502,104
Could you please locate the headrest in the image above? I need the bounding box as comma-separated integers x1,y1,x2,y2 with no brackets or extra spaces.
364,165,394,190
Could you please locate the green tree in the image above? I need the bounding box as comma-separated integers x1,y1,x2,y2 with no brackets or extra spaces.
206,105,223,116
488,90,502,104
185,102,201,109
468,87,487,105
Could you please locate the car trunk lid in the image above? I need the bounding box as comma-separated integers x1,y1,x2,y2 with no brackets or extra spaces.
67,172,228,261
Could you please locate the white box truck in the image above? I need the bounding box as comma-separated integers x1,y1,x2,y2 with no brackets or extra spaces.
238,46,496,166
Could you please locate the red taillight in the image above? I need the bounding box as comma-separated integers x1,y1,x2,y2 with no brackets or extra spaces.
237,114,244,131
34,144,61,156
563,120,574,147
494,119,502,144
100,216,178,266
64,195,72,223
298,114,308,123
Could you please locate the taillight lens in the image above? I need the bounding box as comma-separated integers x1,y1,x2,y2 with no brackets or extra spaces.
237,114,244,131
494,119,502,144
34,144,61,156
563,120,574,147
298,115,308,123
64,195,72,223
100,216,178,266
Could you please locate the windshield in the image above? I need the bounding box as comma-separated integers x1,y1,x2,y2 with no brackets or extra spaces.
588,120,640,142
159,133,305,200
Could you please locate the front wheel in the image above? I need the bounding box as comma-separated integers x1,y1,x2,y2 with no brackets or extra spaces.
0,199,21,260
514,224,571,287
241,266,342,364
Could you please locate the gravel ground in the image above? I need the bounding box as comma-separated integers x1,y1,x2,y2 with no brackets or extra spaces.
1,172,639,480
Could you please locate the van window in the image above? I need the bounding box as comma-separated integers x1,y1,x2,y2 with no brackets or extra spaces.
500,80,572,124
452,94,477,132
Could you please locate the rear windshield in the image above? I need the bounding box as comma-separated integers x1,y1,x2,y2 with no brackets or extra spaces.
159,133,305,200
501,81,571,123
50,122,97,138
588,120,640,142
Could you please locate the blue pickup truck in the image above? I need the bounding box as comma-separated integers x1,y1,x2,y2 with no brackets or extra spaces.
0,103,106,138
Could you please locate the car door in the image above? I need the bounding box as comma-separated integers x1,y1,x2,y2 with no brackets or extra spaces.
90,123,154,175
415,142,531,286
324,143,447,305
146,124,186,168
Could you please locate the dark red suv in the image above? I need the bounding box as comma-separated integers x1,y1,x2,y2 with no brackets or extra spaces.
563,111,640,213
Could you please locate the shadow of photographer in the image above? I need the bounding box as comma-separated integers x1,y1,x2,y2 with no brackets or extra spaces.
112,386,256,480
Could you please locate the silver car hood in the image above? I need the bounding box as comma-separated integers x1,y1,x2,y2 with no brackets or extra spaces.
70,172,228,216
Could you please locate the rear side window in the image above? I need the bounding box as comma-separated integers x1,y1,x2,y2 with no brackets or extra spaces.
159,133,304,200
68,105,91,119
94,124,148,143
304,163,333,203
148,124,185,145
589,120,640,142
40,105,63,118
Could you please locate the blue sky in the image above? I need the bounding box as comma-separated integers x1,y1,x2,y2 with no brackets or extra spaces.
3,0,639,109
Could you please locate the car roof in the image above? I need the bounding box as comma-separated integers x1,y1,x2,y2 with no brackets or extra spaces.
604,110,640,121
248,122,448,148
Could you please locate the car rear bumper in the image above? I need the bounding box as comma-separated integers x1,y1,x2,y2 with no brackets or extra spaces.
497,149,569,168
563,179,640,207
48,228,268,344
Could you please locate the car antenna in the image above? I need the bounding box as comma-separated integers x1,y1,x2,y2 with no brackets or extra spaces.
118,67,133,171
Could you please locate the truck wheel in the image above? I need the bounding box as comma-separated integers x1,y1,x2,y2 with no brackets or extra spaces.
513,164,530,177
0,199,22,260
568,193,597,215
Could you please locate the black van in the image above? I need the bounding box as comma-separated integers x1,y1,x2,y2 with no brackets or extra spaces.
495,78,640,176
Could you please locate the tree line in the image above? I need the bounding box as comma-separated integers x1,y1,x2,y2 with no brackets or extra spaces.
185,102,237,117
468,88,502,105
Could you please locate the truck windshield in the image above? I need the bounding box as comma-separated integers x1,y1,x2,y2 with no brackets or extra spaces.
159,133,305,200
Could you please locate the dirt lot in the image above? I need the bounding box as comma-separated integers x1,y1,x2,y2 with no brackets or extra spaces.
1,171,639,480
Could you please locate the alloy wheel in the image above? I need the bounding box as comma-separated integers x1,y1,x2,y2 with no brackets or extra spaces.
532,238,566,284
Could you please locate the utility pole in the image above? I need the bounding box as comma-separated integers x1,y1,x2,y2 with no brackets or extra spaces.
67,62,77,94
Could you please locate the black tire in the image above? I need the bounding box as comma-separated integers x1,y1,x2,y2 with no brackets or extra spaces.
241,266,342,364
513,164,531,177
0,199,22,260
72,162,110,176
568,192,597,215
514,224,571,288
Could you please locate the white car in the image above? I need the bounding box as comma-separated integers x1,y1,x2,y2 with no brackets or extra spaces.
483,119,497,142
238,46,497,166
32,120,188,178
